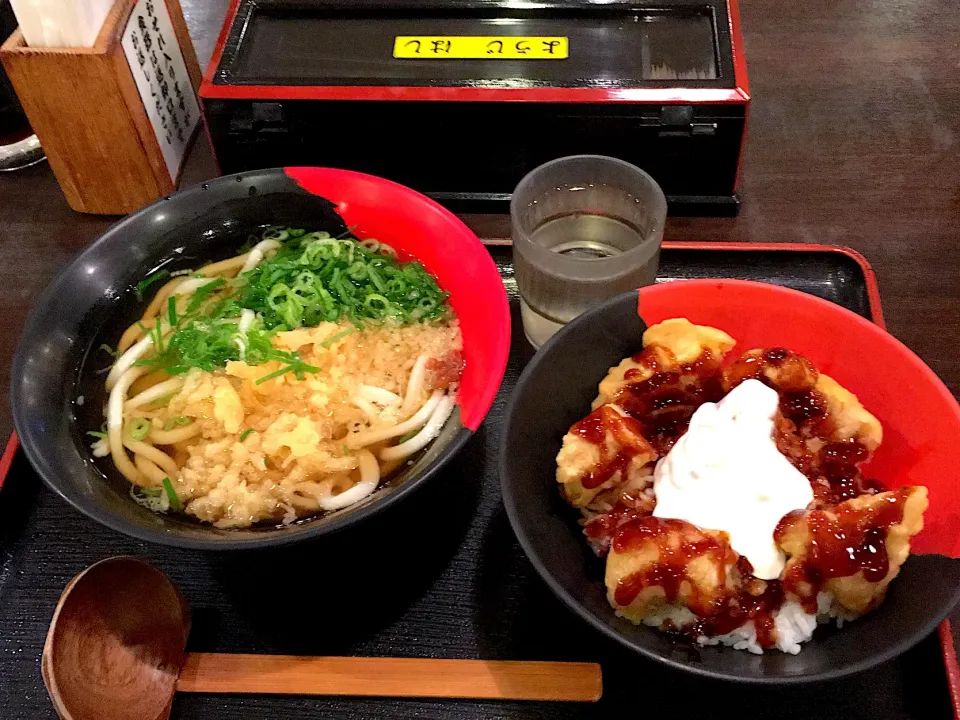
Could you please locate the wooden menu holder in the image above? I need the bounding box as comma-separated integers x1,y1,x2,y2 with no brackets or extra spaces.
0,0,201,214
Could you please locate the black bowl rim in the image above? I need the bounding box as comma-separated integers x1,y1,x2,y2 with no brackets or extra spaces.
500,287,960,684
11,168,501,550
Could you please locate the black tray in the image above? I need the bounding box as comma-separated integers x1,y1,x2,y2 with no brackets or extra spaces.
0,243,951,719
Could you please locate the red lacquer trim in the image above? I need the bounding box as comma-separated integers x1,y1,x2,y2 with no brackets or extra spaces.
0,432,19,492
728,0,750,101
483,240,885,330
199,83,748,104
480,240,886,328
727,0,750,191
832,246,885,329
202,0,749,107
940,621,960,720
661,241,885,328
285,167,510,432
203,0,243,87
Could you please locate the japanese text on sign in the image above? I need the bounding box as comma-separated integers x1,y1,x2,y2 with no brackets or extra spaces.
393,36,568,60
121,0,201,181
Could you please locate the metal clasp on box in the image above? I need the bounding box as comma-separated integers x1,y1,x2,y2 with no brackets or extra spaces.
658,105,717,137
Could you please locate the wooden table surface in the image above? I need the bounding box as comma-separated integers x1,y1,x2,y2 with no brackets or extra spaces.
1,0,959,674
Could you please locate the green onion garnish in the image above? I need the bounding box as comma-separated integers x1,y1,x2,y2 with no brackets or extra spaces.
161,477,181,512
139,319,165,353
163,416,191,430
239,429,254,442
396,429,419,444
129,227,450,380
129,418,151,441
255,357,320,385
320,328,355,348
86,430,107,439
153,318,165,353
99,344,118,358
237,230,449,330
134,270,170,301
184,277,227,315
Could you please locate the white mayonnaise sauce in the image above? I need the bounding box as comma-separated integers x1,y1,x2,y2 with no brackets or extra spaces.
652,379,813,579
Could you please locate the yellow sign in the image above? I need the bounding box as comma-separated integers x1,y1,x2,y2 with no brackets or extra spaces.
393,36,568,60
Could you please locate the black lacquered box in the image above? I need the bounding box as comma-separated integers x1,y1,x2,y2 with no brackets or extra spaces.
200,0,750,215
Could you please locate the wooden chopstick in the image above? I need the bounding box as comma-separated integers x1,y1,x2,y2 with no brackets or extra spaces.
176,654,602,702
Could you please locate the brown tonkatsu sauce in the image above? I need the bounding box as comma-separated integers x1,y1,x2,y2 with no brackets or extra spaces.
584,500,648,548
571,344,904,648
571,406,651,490
611,518,786,647
612,517,737,618
692,557,785,648
614,347,725,455
724,347,883,506
723,347,819,394
775,486,910,612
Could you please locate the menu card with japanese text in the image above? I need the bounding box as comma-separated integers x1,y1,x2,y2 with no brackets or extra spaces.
120,0,199,181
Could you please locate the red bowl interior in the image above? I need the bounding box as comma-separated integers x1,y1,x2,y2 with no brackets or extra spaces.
286,167,510,432
638,279,960,558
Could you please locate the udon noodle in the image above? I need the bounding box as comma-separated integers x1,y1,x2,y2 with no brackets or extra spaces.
90,228,463,528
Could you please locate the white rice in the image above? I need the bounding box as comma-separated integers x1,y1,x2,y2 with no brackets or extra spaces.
773,601,819,654
816,589,859,627
683,592,857,655
635,604,697,629
698,617,763,654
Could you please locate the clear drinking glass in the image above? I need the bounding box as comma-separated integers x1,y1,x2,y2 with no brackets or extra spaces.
511,155,667,347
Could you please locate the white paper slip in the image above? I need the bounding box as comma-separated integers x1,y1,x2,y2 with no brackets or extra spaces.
120,0,200,182
10,0,113,47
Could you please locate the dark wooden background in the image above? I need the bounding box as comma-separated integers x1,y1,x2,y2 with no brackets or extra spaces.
0,0,958,695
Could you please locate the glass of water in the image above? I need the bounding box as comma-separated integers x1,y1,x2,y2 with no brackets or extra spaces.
511,155,667,347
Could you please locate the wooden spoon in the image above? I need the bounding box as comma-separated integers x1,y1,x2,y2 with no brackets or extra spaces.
42,557,602,719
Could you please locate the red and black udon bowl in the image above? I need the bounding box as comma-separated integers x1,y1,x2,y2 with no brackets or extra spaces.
11,168,509,549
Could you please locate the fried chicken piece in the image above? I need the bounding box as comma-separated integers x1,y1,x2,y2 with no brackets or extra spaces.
722,348,819,394
582,466,656,519
605,517,741,624
815,374,882,452
725,350,881,454
582,491,657,557
594,319,736,408
556,405,657,510
643,318,737,364
777,487,927,616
